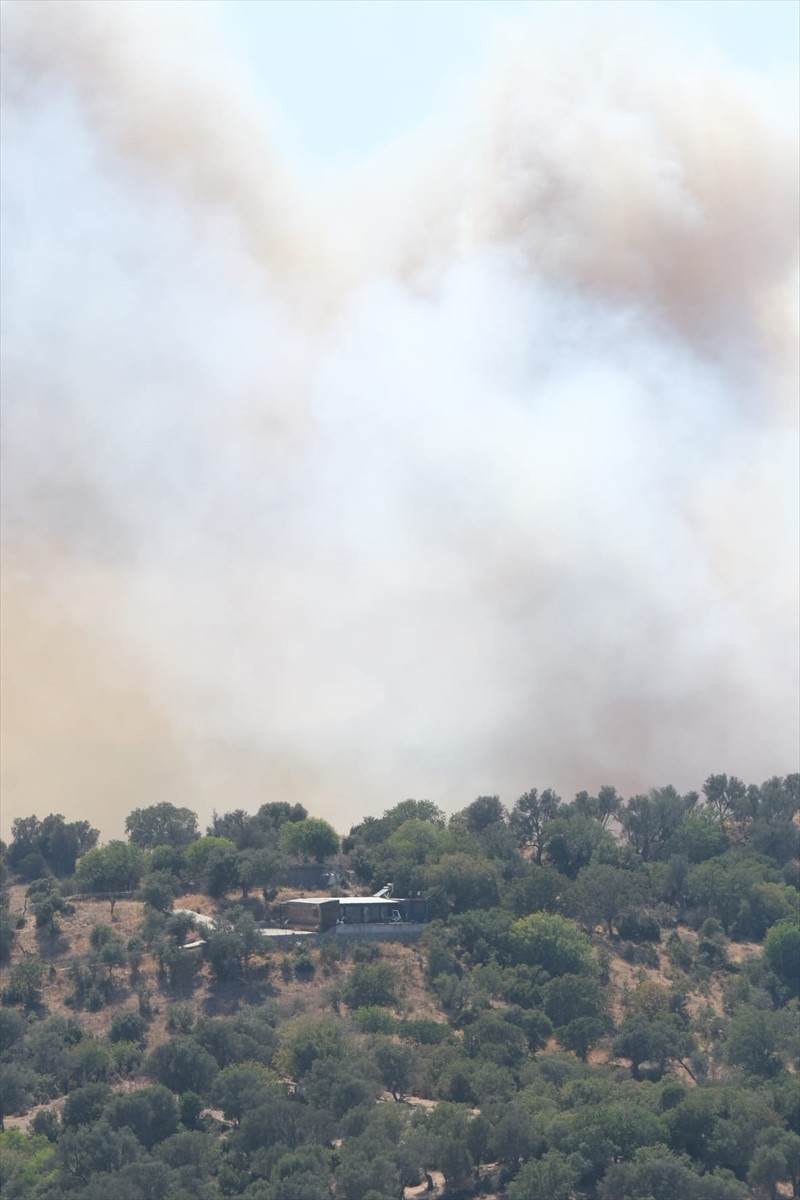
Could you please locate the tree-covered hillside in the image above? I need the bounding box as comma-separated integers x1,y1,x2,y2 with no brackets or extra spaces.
0,775,798,1199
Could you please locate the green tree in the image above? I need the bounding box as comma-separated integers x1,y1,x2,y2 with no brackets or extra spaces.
184,836,237,885
254,801,308,831
0,1064,37,1129
25,877,73,934
509,912,597,977
545,812,612,877
764,918,800,998
373,1037,417,1100
724,1007,782,1078
279,817,339,862
76,841,145,905
145,1037,219,1096
211,1063,278,1124
509,788,561,863
106,1084,179,1149
58,1118,142,1188
507,1150,579,1200
236,846,285,900
342,962,399,1009
703,773,750,826
62,1082,113,1128
462,1011,529,1070
613,1013,694,1080
2,957,44,1009
425,852,500,914
599,1146,748,1200
458,794,506,834
139,869,181,912
7,813,98,878
125,802,198,849
571,862,650,936
109,1010,149,1048
620,787,697,861
204,844,240,899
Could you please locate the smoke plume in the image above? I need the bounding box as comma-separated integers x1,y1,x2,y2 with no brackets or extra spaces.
1,0,798,840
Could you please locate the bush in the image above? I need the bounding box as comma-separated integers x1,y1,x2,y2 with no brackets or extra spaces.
353,1007,396,1034
2,958,44,1009
342,962,399,1009
617,912,662,943
397,1018,451,1045
109,1011,149,1048
294,951,316,981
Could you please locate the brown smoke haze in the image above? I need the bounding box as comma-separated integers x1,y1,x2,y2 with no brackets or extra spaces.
1,0,798,841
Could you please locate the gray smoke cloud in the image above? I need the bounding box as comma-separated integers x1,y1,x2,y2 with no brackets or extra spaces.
1,0,798,840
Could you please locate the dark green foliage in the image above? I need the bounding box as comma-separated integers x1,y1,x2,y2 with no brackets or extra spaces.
462,1010,529,1068
211,1063,279,1123
0,1063,38,1128
237,845,286,900
2,771,798,1200
372,1036,417,1099
58,1118,142,1188
509,787,561,862
425,852,500,913
544,972,606,1026
613,1012,694,1079
616,909,661,942
505,863,563,915
139,870,181,912
0,906,18,966
178,1091,204,1131
62,1082,112,1128
620,787,698,862
279,817,339,862
30,1108,60,1141
546,812,612,877
724,1006,784,1077
2,957,44,1009
353,1006,396,1033
75,841,144,895
193,1008,277,1068
397,1018,450,1044
764,917,800,997
507,1149,580,1200
599,1147,748,1200
125,803,198,850
571,862,651,936
342,961,399,1008
509,912,597,976
8,814,98,879
25,878,74,933
145,1037,219,1096
106,1085,179,1149
109,1010,149,1048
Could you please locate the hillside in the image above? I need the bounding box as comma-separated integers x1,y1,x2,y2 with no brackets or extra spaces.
1,779,798,1200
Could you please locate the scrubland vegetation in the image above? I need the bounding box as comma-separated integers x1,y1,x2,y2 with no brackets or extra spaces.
0,775,798,1199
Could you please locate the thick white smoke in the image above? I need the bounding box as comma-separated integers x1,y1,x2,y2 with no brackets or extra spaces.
1,0,797,839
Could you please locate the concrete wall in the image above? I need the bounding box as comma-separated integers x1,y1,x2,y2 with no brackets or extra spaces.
321,923,425,943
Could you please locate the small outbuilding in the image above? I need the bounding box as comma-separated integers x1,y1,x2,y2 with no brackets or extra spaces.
279,897,341,932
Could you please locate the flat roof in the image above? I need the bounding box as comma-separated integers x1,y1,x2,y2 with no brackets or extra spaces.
259,928,316,938
282,895,413,907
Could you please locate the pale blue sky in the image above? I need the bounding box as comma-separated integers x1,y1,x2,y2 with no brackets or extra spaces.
208,0,799,170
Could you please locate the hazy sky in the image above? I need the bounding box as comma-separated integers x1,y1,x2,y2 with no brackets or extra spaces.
1,0,798,842
210,0,799,169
